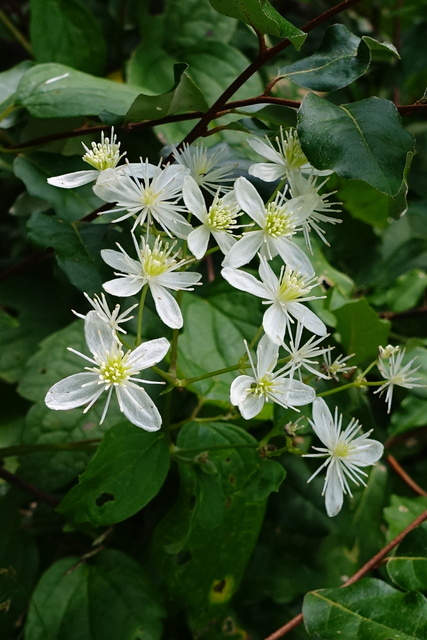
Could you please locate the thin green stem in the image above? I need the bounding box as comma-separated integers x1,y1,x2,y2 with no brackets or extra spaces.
266,178,288,204
318,379,383,398
136,285,148,346
0,10,32,55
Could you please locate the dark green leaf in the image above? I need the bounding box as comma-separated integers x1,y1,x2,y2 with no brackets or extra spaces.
384,495,427,542
58,423,170,526
30,0,107,75
0,61,33,128
303,578,427,639
25,550,164,640
163,0,237,51
298,94,415,196
387,523,427,592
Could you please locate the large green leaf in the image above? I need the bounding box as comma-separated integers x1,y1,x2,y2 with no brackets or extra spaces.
303,578,427,639
30,0,107,75
58,423,170,526
16,63,142,118
0,61,33,128
384,495,427,542
298,94,415,197
279,25,398,91
24,550,165,640
387,523,427,592
208,0,306,48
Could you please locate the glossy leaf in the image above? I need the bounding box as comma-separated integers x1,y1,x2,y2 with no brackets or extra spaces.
58,423,170,526
387,523,427,592
25,550,165,640
384,495,427,542
298,94,415,197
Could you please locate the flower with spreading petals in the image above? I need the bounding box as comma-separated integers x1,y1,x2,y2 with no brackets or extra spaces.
47,128,145,189
221,255,326,344
172,142,235,195
374,348,424,413
73,292,138,334
45,311,170,431
222,176,316,274
93,161,191,237
322,349,356,381
281,323,332,380
304,397,384,517
182,176,242,259
101,236,202,329
230,335,315,419
247,127,332,183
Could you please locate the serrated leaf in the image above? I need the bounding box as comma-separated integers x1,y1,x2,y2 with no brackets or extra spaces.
303,578,427,639
208,0,306,48
387,523,427,592
17,63,142,118
30,0,106,75
58,423,170,526
24,550,165,640
124,63,208,122
298,94,415,197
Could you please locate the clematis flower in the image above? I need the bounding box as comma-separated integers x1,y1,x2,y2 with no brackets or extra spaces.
230,335,315,419
47,128,146,189
172,142,235,195
221,176,316,274
322,349,356,381
281,322,332,380
101,235,202,329
304,397,384,517
93,161,191,238
374,348,424,413
45,311,170,431
247,127,333,183
221,256,327,344
182,176,242,259
72,292,138,334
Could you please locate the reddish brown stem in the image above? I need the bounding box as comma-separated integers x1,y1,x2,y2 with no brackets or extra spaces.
0,466,60,508
386,453,427,497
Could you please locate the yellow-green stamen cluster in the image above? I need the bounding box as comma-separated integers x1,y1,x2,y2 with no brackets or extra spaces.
264,203,296,238
98,352,130,386
250,374,274,397
82,130,124,171
140,186,160,208
207,201,239,231
277,128,307,171
140,238,180,278
278,267,312,302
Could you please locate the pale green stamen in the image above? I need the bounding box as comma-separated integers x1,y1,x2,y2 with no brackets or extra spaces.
140,238,180,278
207,203,238,231
82,130,123,171
250,374,274,397
264,203,295,238
141,186,160,207
278,268,311,302
99,353,130,386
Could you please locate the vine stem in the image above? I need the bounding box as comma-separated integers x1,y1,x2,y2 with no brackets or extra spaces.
0,466,60,508
136,284,148,346
263,507,427,639
386,453,427,497
0,9,32,55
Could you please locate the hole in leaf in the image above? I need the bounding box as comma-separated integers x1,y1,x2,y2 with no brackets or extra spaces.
213,579,226,593
95,492,115,506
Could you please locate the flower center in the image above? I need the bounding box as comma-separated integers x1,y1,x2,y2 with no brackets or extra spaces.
250,374,273,397
82,134,122,171
332,441,351,458
264,204,295,238
141,186,160,207
279,130,307,171
140,240,178,278
277,268,311,302
207,203,237,231
99,353,130,386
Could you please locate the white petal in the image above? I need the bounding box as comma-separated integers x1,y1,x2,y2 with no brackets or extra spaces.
92,168,125,202
272,379,315,407
256,334,279,375
248,163,285,182
350,440,384,466
47,170,99,188
221,267,268,299
234,177,266,226
156,271,202,291
182,175,207,222
239,393,265,420
263,303,287,344
258,257,279,291
221,231,263,268
324,463,344,517
85,311,116,360
101,249,140,275
247,137,284,165
288,302,327,337
45,372,101,410
103,276,143,297
212,230,236,255
188,226,210,259
230,375,253,405
127,337,170,371
311,397,334,445
116,384,162,431
118,163,156,179
273,237,314,275
149,282,183,329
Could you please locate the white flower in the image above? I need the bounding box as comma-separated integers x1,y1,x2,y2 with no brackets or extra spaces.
281,323,332,380
73,292,138,334
288,172,341,252
101,236,202,329
374,349,424,413
222,177,315,274
47,128,145,189
247,127,332,183
230,335,315,419
93,161,191,238
45,311,170,431
304,397,384,517
222,256,327,344
182,176,242,259
322,349,356,381
378,344,400,359
172,142,235,195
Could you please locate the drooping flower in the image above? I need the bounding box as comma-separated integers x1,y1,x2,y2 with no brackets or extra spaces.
374,348,424,413
230,335,315,419
222,256,327,344
222,176,315,274
322,349,356,381
73,292,138,334
45,311,170,431
47,128,145,189
281,322,332,380
172,142,235,195
93,161,191,237
247,127,332,183
101,235,202,329
182,176,242,259
304,397,384,517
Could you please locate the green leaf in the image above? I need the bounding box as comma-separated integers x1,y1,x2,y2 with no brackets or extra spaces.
0,61,33,128
30,0,107,75
126,44,177,95
298,94,415,197
303,578,427,639
58,423,170,526
17,63,142,118
385,269,427,312
384,495,427,542
124,63,208,123
208,0,306,49
333,297,390,365
387,523,427,592
25,550,165,640
389,395,427,437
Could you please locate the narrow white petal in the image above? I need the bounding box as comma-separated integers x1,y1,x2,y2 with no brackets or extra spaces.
188,226,210,259
258,257,279,291
212,230,236,255
247,137,284,164
101,249,140,275
311,397,334,445
239,393,265,420
156,271,202,291
324,464,344,517
116,384,162,431
127,337,170,371
350,440,384,466
263,303,287,344
221,267,268,299
150,282,183,329
256,335,279,375
85,311,116,359
234,177,266,227
288,302,327,337
248,163,285,182
103,276,143,297
47,170,99,188
45,372,101,410
221,231,263,268
272,379,315,407
182,176,207,222
119,163,156,179
230,375,253,405
274,237,314,276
